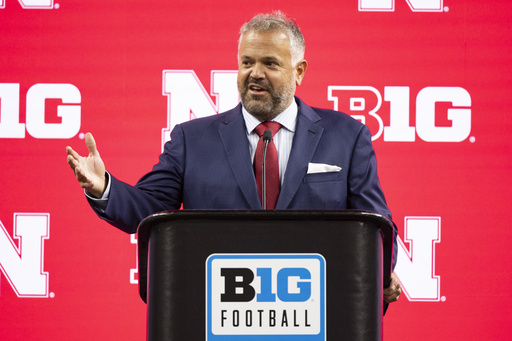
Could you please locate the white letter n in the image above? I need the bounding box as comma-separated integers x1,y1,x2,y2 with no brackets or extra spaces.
161,70,238,151
359,0,443,12
0,213,49,297
395,217,441,301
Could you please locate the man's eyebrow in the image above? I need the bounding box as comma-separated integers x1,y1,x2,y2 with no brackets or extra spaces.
240,55,280,61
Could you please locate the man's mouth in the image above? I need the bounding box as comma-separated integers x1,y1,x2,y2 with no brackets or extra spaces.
248,84,267,94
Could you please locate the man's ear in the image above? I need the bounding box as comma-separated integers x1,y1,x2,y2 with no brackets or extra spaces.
295,60,308,86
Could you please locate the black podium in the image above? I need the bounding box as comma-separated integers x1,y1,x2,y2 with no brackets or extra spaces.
137,210,394,341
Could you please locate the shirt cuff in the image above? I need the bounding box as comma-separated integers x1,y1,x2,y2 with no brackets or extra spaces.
84,171,111,206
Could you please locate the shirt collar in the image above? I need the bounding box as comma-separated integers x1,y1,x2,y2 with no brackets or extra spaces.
242,99,298,135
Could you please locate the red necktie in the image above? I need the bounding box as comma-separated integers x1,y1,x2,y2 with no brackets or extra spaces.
253,121,282,209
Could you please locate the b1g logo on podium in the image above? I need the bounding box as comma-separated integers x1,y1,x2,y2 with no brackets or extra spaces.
206,254,326,340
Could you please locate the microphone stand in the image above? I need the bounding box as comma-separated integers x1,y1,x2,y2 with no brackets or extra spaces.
262,130,272,210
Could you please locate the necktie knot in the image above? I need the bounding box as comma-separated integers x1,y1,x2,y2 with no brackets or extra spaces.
254,121,282,138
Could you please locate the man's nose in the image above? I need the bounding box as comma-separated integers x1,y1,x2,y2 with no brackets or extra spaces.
250,63,265,79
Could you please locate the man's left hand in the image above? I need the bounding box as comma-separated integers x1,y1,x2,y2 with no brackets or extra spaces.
384,272,401,303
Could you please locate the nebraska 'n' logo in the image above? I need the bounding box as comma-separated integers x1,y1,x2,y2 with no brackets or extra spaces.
395,217,441,301
0,213,50,297
161,70,238,150
359,0,444,12
0,0,54,9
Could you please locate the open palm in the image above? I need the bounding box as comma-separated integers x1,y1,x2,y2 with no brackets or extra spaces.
66,132,106,198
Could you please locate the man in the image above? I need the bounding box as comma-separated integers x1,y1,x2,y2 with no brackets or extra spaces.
67,11,401,303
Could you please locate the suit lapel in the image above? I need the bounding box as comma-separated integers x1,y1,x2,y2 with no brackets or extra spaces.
218,105,262,209
276,100,324,209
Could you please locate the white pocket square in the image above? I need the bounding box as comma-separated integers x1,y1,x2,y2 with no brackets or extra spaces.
307,163,342,174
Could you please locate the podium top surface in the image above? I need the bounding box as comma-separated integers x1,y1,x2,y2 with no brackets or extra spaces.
138,209,393,233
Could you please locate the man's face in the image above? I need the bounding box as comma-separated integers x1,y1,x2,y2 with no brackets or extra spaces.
237,30,306,121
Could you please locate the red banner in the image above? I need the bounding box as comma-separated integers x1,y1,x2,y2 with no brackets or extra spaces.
1,1,511,339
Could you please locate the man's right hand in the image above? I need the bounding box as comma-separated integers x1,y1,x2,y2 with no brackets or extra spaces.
66,132,106,198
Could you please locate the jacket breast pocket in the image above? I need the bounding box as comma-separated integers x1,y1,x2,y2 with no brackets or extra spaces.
303,171,342,183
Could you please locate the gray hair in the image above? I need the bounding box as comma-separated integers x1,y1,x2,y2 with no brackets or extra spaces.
239,11,305,65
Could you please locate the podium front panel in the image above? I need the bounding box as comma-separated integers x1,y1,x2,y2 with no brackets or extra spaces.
138,210,393,340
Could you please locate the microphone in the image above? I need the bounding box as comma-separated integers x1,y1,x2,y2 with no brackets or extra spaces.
262,130,272,210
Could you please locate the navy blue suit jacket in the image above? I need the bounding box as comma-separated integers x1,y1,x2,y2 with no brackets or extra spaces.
90,97,396,265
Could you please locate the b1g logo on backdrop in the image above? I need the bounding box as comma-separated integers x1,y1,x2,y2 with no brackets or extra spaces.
328,86,471,142
0,83,81,139
206,254,326,340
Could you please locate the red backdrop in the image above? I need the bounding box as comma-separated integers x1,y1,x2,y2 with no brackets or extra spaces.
1,0,511,340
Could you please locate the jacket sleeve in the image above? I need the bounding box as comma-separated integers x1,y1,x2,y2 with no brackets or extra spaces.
87,125,186,233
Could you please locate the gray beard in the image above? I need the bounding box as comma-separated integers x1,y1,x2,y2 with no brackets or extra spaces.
238,79,295,121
